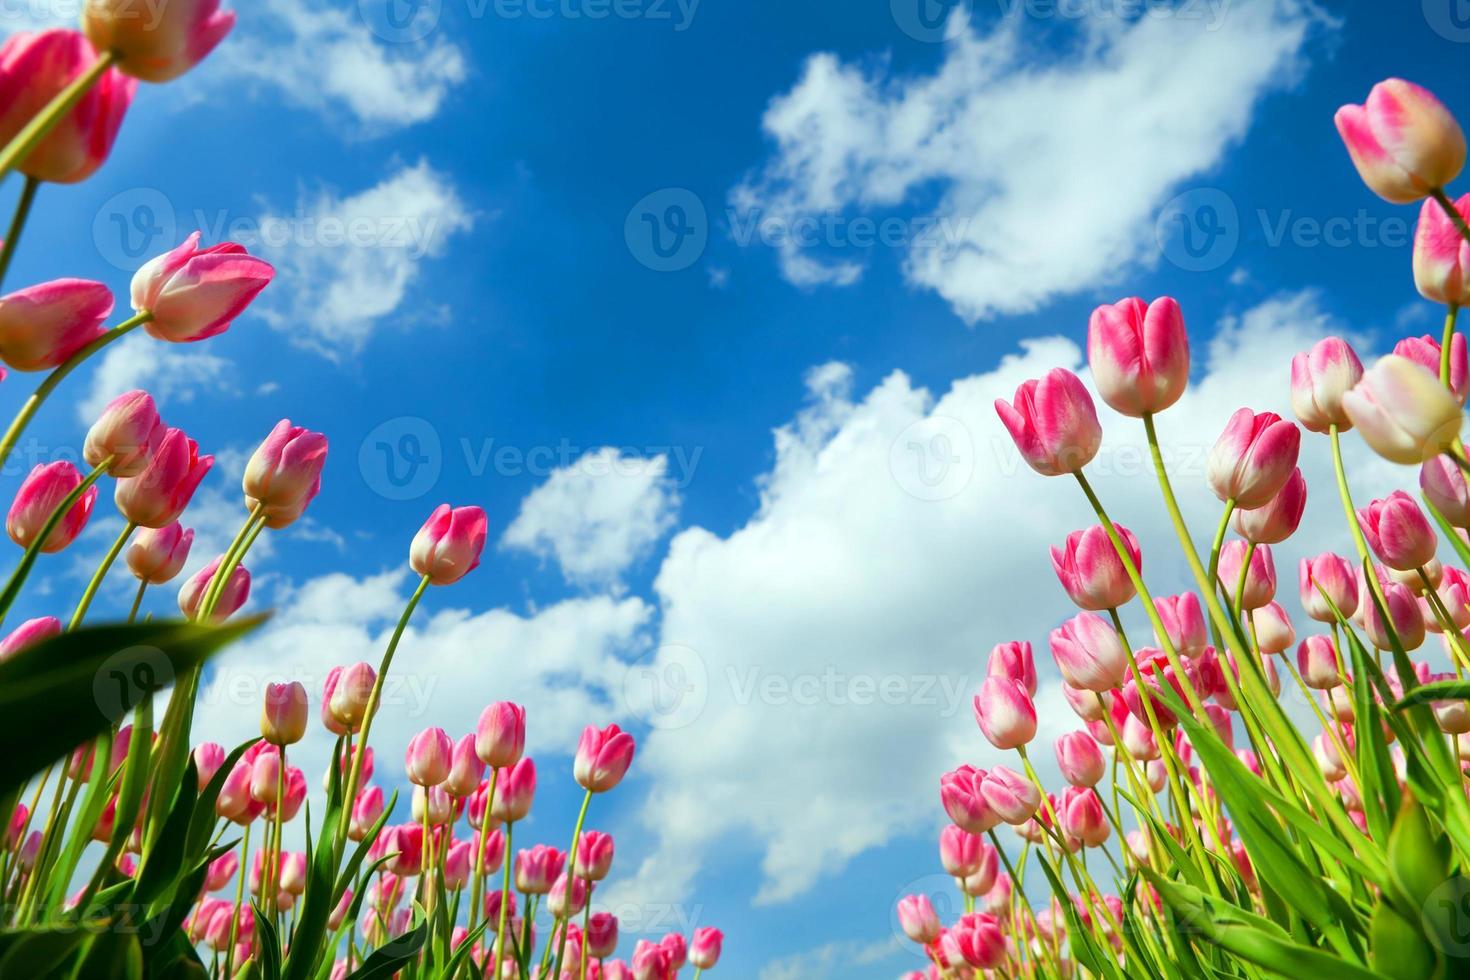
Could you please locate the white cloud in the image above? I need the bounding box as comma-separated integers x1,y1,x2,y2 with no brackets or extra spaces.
758,939,897,980
610,290,1413,907
78,333,233,423
502,448,682,589
733,1,1328,318
255,160,474,355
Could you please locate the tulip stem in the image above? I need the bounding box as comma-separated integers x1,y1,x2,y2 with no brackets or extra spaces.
1442,303,1461,388
70,521,136,630
578,882,592,980
0,456,111,628
1432,187,1470,247
223,821,251,980
0,311,151,475
491,820,514,980
337,573,432,848
0,176,39,291
0,52,115,184
127,580,147,623
269,746,286,922
550,790,593,977
469,767,499,936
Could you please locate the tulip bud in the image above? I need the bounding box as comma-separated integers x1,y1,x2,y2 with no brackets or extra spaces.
410,504,489,585
1358,490,1438,571
349,786,384,841
514,844,564,894
126,522,193,584
0,616,60,661
1153,592,1208,658
131,233,273,342
994,368,1103,476
82,0,235,82
1290,337,1364,433
475,701,526,769
114,427,213,528
952,912,1005,969
1048,612,1127,693
1396,333,1469,405
575,830,615,881
405,727,452,787
1054,731,1106,787
1423,455,1470,529
985,640,1036,696
1230,468,1306,545
328,661,376,733
1217,541,1276,610
1360,567,1426,651
1336,79,1465,204
1058,786,1109,848
7,461,97,553
84,390,164,478
491,758,536,822
1206,409,1300,508
1249,601,1295,655
1415,192,1470,306
939,765,998,834
1297,635,1342,690
1299,553,1359,622
0,279,112,373
177,556,249,622
260,681,308,746
193,742,226,787
973,677,1036,750
1343,355,1463,464
939,824,982,878
243,420,328,528
574,723,636,793
444,733,485,798
1086,296,1189,417
443,840,472,890
1050,523,1141,611
978,766,1040,825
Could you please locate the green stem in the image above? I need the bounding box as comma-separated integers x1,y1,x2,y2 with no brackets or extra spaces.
1432,187,1470,247
269,746,286,922
223,821,251,980
491,821,514,980
550,790,593,977
469,768,500,936
126,579,147,624
1442,303,1461,388
0,53,115,182
69,521,135,630
0,176,40,291
0,457,111,627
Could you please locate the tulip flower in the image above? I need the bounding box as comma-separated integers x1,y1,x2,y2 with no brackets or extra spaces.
1422,455,1470,527
0,616,60,660
192,741,225,788
1425,567,1470,631
1206,409,1300,508
939,765,999,834
1059,786,1109,847
897,893,941,945
994,368,1102,476
1121,648,1198,728
475,701,526,769
83,0,235,83
125,522,192,584
951,912,1005,969
1055,731,1106,787
587,912,619,958
939,824,982,878
575,830,615,881
410,503,488,585
1359,567,1426,651
514,844,565,894
1217,541,1276,610
114,427,213,528
1067,684,1110,723
1230,468,1306,545
1050,523,1141,611
178,556,249,622
260,681,307,746
973,677,1036,750
1086,296,1190,417
1396,333,1468,404
130,233,273,343
442,840,472,890
978,766,1040,825
348,786,385,842
444,733,485,798
1049,612,1128,692
986,640,1036,696
83,389,163,478
491,757,536,821
1342,354,1463,464
1249,602,1295,655
241,419,328,528
327,661,376,733
411,784,452,826
1358,490,1438,571
405,727,452,787
215,761,259,825
1336,79,1465,203
384,824,424,877
1291,337,1364,433
1296,635,1342,690
1299,553,1359,622
1415,192,1470,305
690,927,722,969
7,461,97,552
574,723,636,793
660,933,688,970
1153,592,1208,657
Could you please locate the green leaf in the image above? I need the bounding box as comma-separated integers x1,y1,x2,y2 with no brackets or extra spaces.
1388,793,1451,910
1370,900,1439,980
0,618,263,800
67,929,143,980
281,742,344,980
1394,680,1470,710
253,901,283,980
0,929,86,979
131,760,199,911
348,921,427,980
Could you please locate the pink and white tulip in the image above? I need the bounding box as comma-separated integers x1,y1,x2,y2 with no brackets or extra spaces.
1050,524,1141,611
1415,192,1470,305
7,461,97,553
83,0,236,83
1206,409,1300,509
1335,79,1465,203
410,504,489,585
1086,296,1189,417
131,233,273,343
1342,355,1463,464
994,368,1102,476
1291,337,1364,433
973,677,1036,750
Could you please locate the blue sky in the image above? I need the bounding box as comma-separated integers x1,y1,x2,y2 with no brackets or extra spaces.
3,0,1467,975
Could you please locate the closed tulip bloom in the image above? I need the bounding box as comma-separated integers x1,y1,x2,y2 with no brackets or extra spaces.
1359,490,1438,571
125,522,192,584
1050,523,1141,611
575,830,615,880
1343,355,1463,464
261,681,308,746
328,661,376,732
689,927,722,969
1206,409,1300,508
1336,79,1465,203
1048,612,1127,693
1059,786,1109,847
1396,333,1469,405
249,747,281,806
442,840,472,890
242,420,328,528
939,765,999,834
1299,553,1359,622
973,677,1036,750
491,757,536,822
1415,193,1470,305
131,233,272,343
660,933,688,970
405,727,452,786
514,844,565,894
1066,683,1110,723
897,894,941,944
384,824,424,877
1297,635,1342,689
214,761,256,824
279,852,306,896
1055,731,1106,787
83,0,235,82
442,733,485,797
7,461,96,553
84,390,163,478
994,368,1103,476
1422,455,1470,528
587,912,619,958
575,723,636,793
1086,296,1190,417
939,824,982,878
1425,567,1470,631
177,556,249,621
1153,592,1208,657
192,741,226,788
1360,568,1426,651
1121,648,1197,729
1217,541,1276,610
1291,337,1365,433
411,503,489,585
114,427,213,528
978,766,1041,825
475,701,526,768
1230,468,1306,545
1249,602,1295,655
348,786,385,842
952,912,1005,969
0,616,60,661
0,278,112,374
986,640,1036,696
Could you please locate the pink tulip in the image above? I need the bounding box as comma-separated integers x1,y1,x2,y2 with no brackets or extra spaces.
409,504,488,586
1299,553,1359,622
1121,648,1198,729
1359,490,1438,571
7,461,96,552
125,522,193,584
994,368,1102,476
83,390,163,478
575,723,636,793
689,927,722,969
1048,612,1127,692
1249,601,1295,655
1055,731,1105,787
978,766,1040,825
1423,455,1470,528
248,747,281,806
514,844,564,894
1206,409,1300,509
192,741,225,788
1396,333,1469,405
632,940,674,980
1360,568,1426,651
242,419,328,528
443,840,472,890
131,233,273,343
939,765,999,834
1426,567,1470,632
279,852,306,895
114,427,213,528
549,872,590,918
1153,592,1208,657
405,727,452,787
491,757,536,821
1290,337,1365,433
83,0,235,82
973,677,1036,750
328,661,376,733
443,733,485,797
660,933,688,970
1050,523,1141,611
951,912,1005,969
0,30,134,184
986,640,1036,696
1230,468,1306,545
1087,296,1189,417
575,830,615,881
475,701,526,769
1058,786,1109,847
587,911,619,958
177,556,249,621
384,824,424,877
1416,193,1470,306
939,824,982,878
348,786,385,841
215,761,259,825
260,681,307,746
1342,355,1463,464
1067,684,1110,723
1217,540,1276,610
0,616,60,660
1297,635,1342,690
0,279,112,374
1335,79,1465,203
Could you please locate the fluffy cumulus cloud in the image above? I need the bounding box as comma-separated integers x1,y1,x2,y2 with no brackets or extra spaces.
502,448,683,589
733,1,1329,318
78,333,234,423
255,160,474,355
608,290,1412,908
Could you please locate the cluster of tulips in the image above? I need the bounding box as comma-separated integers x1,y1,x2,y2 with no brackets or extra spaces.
897,77,1470,979
0,3,725,979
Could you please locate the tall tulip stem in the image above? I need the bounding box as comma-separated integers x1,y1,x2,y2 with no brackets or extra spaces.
0,51,116,183
1442,303,1461,387
70,520,136,630
0,176,40,291
491,821,514,980
550,790,594,977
